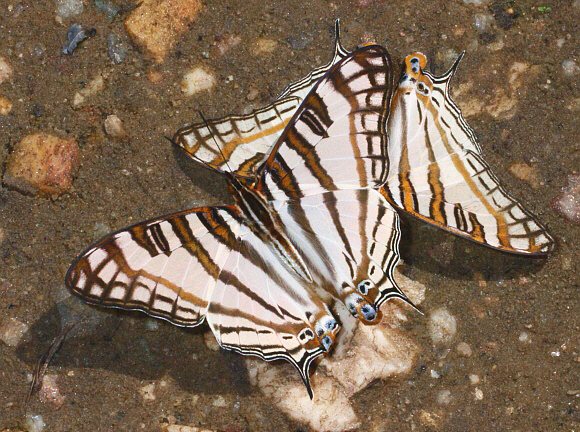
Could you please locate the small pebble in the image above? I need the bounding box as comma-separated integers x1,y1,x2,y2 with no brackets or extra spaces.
203,331,220,351
55,0,83,18
213,396,227,407
95,0,119,20
0,96,12,115
39,375,66,406
430,369,441,379
104,114,125,138
508,163,541,189
246,88,259,101
456,342,473,357
0,56,12,84
562,59,580,76
474,13,494,32
0,317,29,346
436,389,452,405
73,73,105,107
125,0,202,64
469,374,480,384
26,414,45,432
552,174,580,225
107,33,128,64
144,319,159,332
181,67,216,95
519,331,530,342
252,38,278,56
3,132,80,196
463,0,491,4
140,383,156,401
474,388,484,400
216,35,241,56
428,307,457,345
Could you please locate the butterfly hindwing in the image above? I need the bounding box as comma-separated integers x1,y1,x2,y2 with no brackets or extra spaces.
272,189,407,323
172,21,350,178
383,53,555,254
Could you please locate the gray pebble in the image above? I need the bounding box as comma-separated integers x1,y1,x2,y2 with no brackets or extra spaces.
95,0,119,20
107,33,128,64
474,13,494,32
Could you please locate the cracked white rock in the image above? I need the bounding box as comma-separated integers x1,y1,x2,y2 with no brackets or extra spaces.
246,266,425,431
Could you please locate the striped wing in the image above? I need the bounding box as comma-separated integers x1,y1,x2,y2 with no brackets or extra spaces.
273,189,408,324
259,44,394,200
173,21,350,178
65,206,339,396
383,53,555,254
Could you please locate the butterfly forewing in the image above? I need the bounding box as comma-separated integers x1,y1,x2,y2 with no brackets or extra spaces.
260,45,394,201
383,53,555,254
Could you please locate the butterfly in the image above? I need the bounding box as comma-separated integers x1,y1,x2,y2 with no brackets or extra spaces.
66,22,555,399
66,41,408,398
176,24,555,255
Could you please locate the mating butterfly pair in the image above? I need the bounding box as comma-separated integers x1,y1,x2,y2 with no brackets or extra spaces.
66,22,555,398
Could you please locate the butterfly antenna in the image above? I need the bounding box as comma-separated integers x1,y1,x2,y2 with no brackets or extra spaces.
197,110,236,176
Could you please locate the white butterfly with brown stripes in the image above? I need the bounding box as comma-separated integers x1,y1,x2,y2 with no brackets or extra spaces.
66,43,408,398
177,23,555,255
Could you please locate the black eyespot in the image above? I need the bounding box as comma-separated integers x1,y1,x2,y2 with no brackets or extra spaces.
358,280,372,295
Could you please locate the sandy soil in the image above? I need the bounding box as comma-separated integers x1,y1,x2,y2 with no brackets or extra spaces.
1,0,579,430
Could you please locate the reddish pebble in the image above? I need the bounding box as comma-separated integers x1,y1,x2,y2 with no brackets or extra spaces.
4,133,80,196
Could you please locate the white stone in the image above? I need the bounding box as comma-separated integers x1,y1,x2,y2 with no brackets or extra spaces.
73,73,105,108
140,382,156,401
181,67,216,95
474,388,484,400
26,414,45,432
212,396,227,407
456,342,473,357
164,426,215,432
562,59,579,76
474,13,494,32
428,307,457,345
437,389,452,405
104,114,125,138
0,56,12,85
469,374,480,384
55,0,83,17
243,265,426,430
